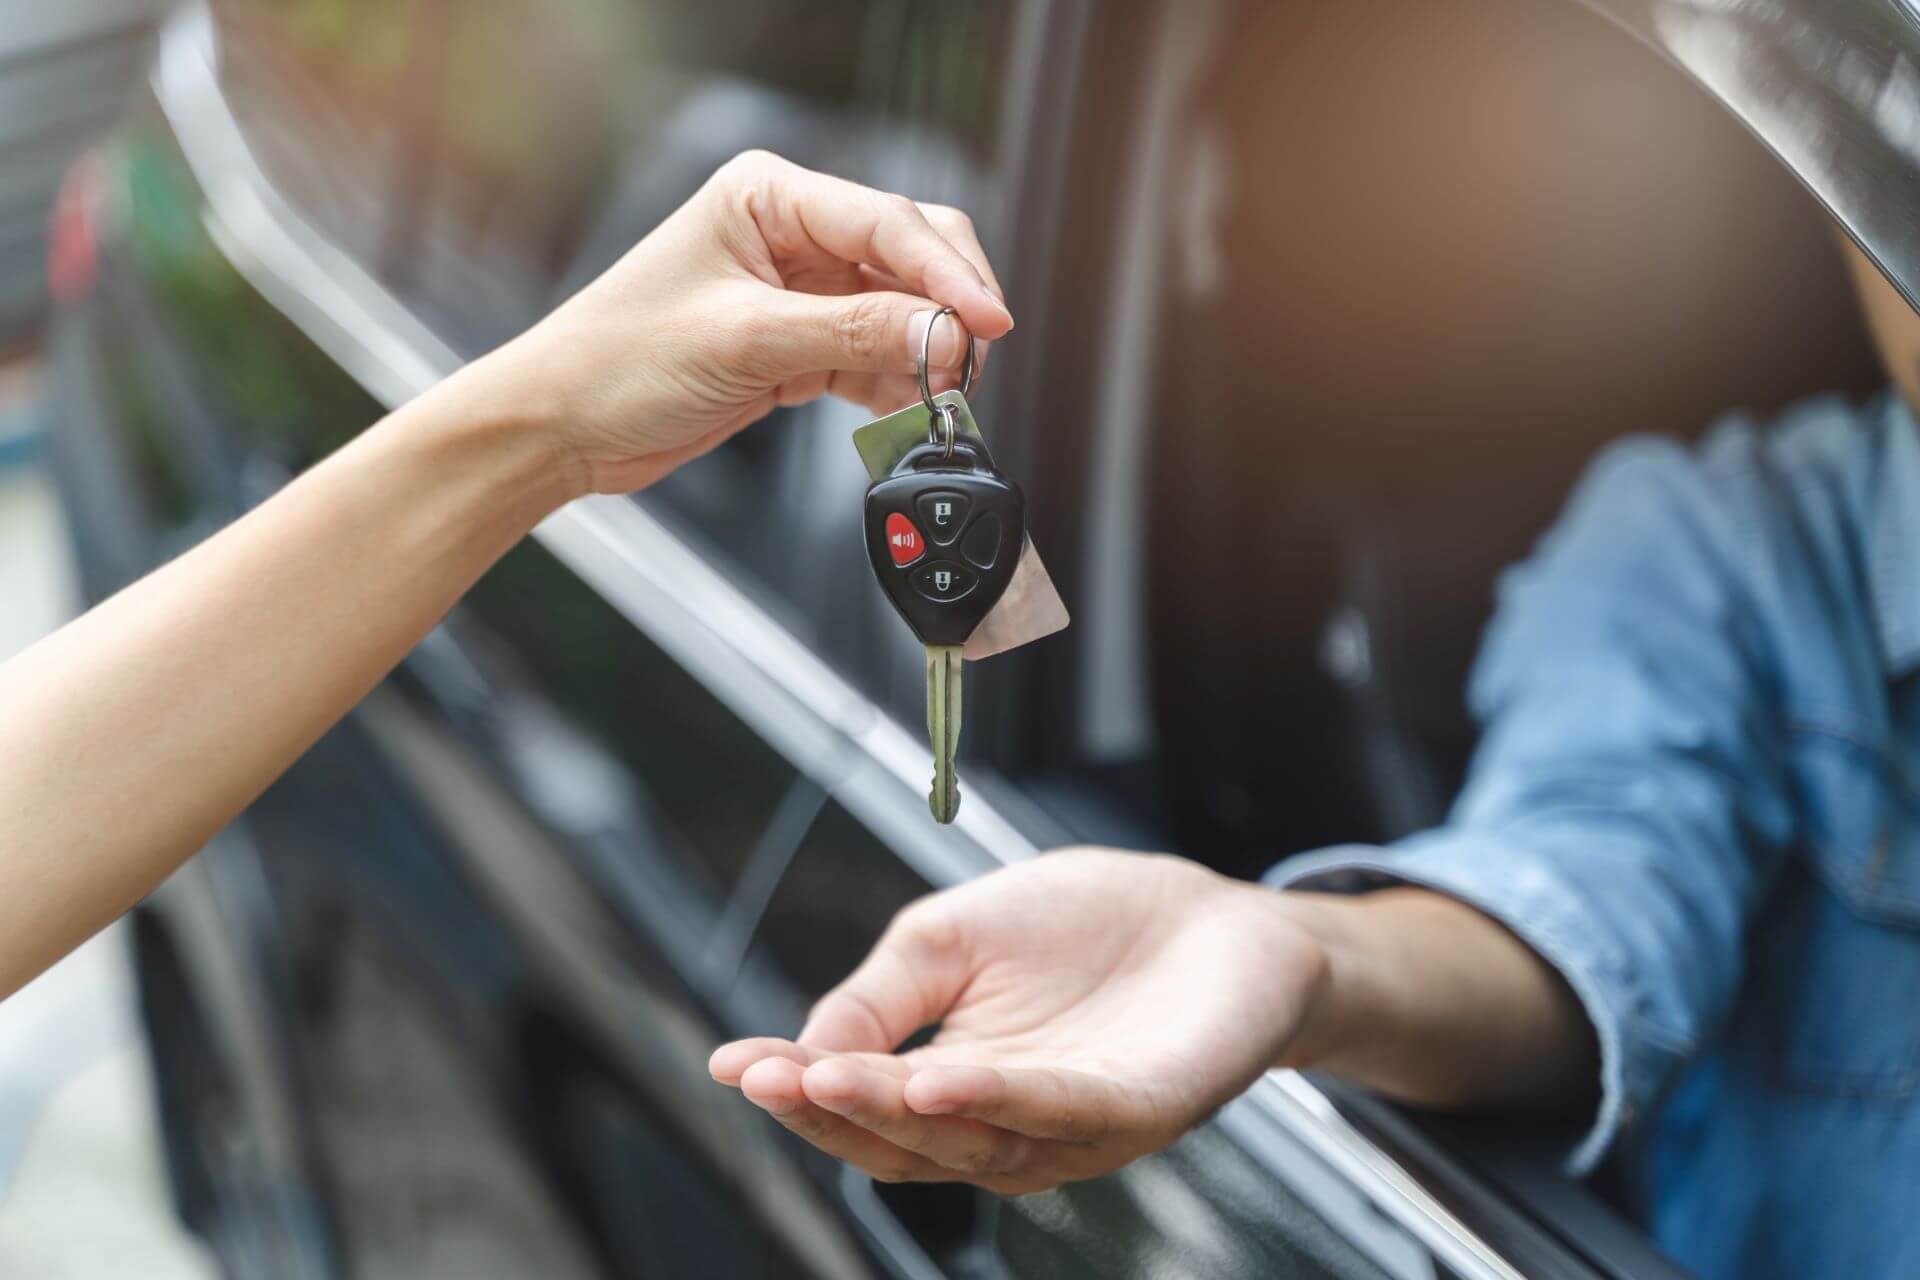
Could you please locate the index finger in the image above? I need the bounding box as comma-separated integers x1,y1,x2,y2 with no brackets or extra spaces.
735,154,1014,341
902,1065,1168,1145
916,203,1005,309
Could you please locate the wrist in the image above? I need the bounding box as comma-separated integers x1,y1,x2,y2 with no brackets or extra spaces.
1258,890,1359,1072
425,349,592,512
1264,887,1453,1076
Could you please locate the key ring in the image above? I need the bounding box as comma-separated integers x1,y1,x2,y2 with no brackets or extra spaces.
918,306,975,456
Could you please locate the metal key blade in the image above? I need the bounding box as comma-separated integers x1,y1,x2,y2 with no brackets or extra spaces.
925,644,963,823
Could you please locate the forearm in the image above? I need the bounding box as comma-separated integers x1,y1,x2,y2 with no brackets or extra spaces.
0,349,574,996
1279,887,1599,1113
0,151,1011,1000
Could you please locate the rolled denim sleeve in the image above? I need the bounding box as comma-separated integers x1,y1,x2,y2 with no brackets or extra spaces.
1271,432,1797,1175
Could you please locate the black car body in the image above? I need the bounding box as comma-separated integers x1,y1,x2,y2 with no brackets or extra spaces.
42,0,1883,1276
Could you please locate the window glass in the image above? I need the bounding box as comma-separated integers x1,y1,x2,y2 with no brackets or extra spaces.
995,1127,1417,1280
210,0,426,272
211,0,1024,732
381,0,1017,641
118,122,384,473
621,2,1018,725
394,0,1015,348
750,801,932,1004
214,0,1020,343
457,539,798,902
530,1043,814,1277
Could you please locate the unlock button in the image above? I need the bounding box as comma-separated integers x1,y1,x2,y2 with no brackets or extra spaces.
915,491,971,545
911,560,977,603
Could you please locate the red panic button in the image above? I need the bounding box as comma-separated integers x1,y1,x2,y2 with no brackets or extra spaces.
885,513,926,566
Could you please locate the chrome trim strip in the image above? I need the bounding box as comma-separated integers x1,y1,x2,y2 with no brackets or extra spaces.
1250,1074,1526,1280
157,5,457,410
151,9,1527,1279
1075,0,1227,761
837,1168,947,1280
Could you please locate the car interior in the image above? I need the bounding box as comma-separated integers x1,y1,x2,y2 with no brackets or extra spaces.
992,0,1883,877
992,0,1886,1244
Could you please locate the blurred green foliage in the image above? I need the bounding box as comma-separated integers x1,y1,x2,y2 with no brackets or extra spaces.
117,120,383,472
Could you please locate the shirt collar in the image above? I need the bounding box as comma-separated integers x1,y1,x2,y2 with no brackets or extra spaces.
1871,392,1920,677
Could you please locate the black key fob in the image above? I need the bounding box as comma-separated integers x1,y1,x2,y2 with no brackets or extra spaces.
864,438,1025,647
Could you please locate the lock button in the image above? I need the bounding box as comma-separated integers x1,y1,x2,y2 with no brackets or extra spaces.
915,491,971,545
911,560,977,603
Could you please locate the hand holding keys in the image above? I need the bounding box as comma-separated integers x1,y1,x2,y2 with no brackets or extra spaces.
855,309,1063,823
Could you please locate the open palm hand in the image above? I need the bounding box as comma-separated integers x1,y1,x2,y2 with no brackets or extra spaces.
710,848,1331,1194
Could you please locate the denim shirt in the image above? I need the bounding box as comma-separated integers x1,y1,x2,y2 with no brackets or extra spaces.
1275,392,1920,1280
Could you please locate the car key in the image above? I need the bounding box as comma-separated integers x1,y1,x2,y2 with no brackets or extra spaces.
865,434,1026,820
863,312,1025,822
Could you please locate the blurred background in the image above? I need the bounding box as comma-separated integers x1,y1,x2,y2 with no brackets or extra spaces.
0,2,214,1275
0,0,1887,1277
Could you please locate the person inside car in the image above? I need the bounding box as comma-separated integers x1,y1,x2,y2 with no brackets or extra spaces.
709,207,1920,1280
0,150,1011,999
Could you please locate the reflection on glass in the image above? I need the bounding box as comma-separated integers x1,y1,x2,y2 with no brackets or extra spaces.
210,0,427,267
998,1126,1411,1280
460,539,798,900
112,122,384,520
751,801,932,1002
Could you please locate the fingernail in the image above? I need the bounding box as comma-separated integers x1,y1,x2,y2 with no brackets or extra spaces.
915,309,965,369
977,286,1013,330
913,1097,956,1116
753,1094,796,1117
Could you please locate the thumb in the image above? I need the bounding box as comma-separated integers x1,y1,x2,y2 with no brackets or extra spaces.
752,288,974,385
798,901,972,1052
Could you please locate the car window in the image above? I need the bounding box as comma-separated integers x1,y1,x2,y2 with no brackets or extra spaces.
371,0,1016,672
748,801,932,1011
453,538,800,904
991,1125,1428,1280
630,0,1020,723
209,0,429,274
118,120,387,469
392,0,1013,348
210,0,1025,724
970,0,1885,888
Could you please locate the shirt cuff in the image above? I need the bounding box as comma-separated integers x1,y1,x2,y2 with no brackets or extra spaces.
1266,831,1680,1176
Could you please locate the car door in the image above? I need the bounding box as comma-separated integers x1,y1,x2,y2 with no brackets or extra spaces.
147,0,1696,1274
126,2,891,1274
